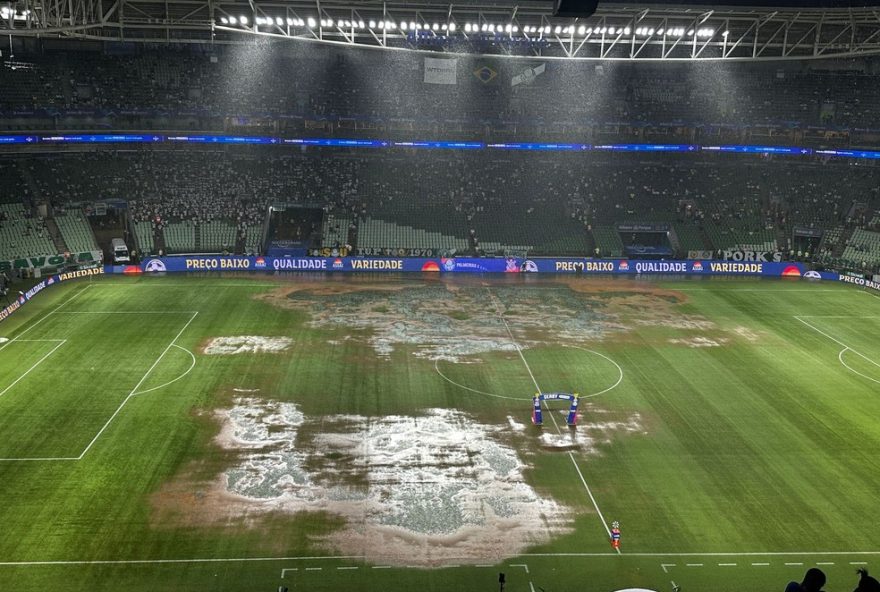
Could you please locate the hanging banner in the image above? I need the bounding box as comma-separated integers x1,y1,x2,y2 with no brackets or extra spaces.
424,58,458,85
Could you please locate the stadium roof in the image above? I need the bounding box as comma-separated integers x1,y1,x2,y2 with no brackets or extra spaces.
2,0,880,60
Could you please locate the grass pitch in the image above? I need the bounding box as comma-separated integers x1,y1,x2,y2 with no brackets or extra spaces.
0,274,878,592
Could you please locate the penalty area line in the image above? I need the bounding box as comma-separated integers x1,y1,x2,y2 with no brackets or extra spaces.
0,339,67,399
75,311,199,460
794,316,880,382
0,283,93,354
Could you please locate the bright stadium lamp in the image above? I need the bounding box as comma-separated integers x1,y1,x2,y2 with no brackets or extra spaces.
240,15,248,24
448,22,456,32
369,20,376,28
220,16,228,24
307,17,315,27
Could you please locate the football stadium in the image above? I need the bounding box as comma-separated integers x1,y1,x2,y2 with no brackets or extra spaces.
1,0,880,591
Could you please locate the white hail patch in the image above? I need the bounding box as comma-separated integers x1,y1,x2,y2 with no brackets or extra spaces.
216,399,571,565
204,336,292,355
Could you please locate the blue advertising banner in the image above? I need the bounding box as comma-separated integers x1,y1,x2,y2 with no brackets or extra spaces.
0,267,105,323
129,256,812,278
838,273,880,291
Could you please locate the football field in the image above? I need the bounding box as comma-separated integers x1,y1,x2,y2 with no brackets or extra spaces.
0,273,878,592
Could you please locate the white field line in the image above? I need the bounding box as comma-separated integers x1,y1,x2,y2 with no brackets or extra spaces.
0,284,92,353
1,551,879,568
486,288,617,551
435,347,623,401
93,283,281,288
674,289,843,292
75,311,198,460
862,290,880,301
661,564,675,573
0,555,366,567
561,345,624,399
524,551,880,557
51,311,199,315
839,348,880,385
433,359,528,400
132,344,197,396
797,315,880,319
794,316,880,384
0,340,67,399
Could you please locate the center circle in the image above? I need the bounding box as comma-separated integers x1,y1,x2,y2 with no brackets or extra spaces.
434,345,623,401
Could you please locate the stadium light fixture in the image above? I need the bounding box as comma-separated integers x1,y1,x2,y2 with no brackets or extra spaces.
307,17,315,28
554,25,561,34
219,16,228,24
358,20,365,29
624,27,631,34
369,20,376,28
275,17,282,26
432,22,439,30
449,22,456,32
608,26,615,35
512,25,518,33
648,28,654,35
240,15,248,24
722,29,729,37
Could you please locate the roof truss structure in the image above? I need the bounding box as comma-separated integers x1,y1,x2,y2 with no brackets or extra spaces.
3,0,880,61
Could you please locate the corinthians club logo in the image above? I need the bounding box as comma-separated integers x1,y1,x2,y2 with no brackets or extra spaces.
144,259,167,272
